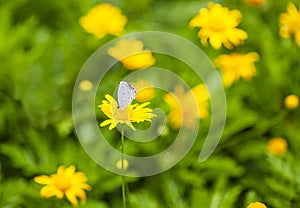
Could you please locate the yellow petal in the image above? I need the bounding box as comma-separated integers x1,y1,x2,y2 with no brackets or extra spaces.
222,72,236,87
100,119,113,127
247,52,260,61
210,33,223,49
279,27,291,38
104,94,114,103
287,2,298,14
65,165,76,176
80,183,92,190
226,29,248,45
189,13,203,28
57,165,66,175
295,31,300,46
40,186,64,199
65,190,79,207
34,175,52,185
74,188,87,201
136,102,150,109
108,122,117,130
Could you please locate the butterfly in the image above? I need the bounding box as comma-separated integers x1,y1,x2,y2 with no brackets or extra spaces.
117,81,136,109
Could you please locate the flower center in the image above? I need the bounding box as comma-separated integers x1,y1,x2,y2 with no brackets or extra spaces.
210,19,225,31
53,175,72,192
113,107,130,122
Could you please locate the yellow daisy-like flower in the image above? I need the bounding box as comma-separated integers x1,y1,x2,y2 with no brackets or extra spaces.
214,52,259,87
189,2,248,49
268,137,288,156
79,80,93,91
164,84,209,129
132,80,155,102
79,3,127,39
247,202,267,208
34,165,91,207
116,159,129,170
98,94,155,131
284,94,299,109
279,3,300,46
107,39,156,70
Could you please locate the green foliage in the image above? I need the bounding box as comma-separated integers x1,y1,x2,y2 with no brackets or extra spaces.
1,0,300,207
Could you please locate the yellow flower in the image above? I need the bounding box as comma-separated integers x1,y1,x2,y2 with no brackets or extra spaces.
245,0,265,6
189,2,248,49
247,202,267,208
214,52,259,87
268,137,288,156
34,165,91,207
284,94,299,109
164,84,209,129
79,80,93,91
116,159,129,170
279,3,300,46
79,3,127,39
132,80,155,102
98,94,155,131
107,39,156,70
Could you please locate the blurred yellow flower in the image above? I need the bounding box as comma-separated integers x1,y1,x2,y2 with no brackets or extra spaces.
245,0,265,6
79,3,127,39
189,2,248,49
79,80,93,91
284,94,299,109
132,80,155,102
280,3,300,46
268,137,288,156
247,202,267,208
116,159,129,170
214,52,259,87
108,39,156,70
34,165,91,207
98,94,155,131
164,84,209,129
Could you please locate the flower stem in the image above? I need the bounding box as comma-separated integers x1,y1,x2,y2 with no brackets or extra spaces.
121,126,126,208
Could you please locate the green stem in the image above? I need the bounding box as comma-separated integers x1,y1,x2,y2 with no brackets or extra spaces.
121,126,126,208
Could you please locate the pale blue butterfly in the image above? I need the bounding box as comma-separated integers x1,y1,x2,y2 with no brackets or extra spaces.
117,81,136,109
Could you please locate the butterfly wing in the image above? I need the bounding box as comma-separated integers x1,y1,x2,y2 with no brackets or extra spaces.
117,81,136,109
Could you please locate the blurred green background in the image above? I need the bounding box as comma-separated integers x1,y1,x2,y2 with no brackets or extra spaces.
1,0,300,207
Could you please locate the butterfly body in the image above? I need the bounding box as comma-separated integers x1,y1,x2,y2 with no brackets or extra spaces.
117,81,136,109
